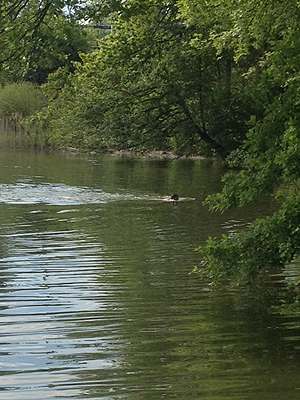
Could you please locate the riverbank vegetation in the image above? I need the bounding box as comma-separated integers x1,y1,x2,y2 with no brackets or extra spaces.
1,1,300,288
0,82,47,147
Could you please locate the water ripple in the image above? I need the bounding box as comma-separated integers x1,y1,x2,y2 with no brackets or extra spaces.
0,182,195,206
0,228,126,398
0,182,115,205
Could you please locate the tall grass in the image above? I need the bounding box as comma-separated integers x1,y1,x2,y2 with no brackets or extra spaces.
0,82,47,148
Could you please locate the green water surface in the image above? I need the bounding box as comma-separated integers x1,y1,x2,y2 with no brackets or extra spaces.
0,149,299,400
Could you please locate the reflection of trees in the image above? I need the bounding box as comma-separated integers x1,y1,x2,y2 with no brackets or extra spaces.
68,206,300,398
110,280,300,399
0,152,299,399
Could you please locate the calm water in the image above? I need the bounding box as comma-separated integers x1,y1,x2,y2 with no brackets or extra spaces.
0,149,299,400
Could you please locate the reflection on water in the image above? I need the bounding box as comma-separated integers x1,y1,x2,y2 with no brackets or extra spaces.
0,149,299,400
0,226,128,399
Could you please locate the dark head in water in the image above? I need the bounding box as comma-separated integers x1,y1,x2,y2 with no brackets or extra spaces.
170,194,179,203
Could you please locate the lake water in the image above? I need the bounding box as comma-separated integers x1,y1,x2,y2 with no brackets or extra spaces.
0,149,299,400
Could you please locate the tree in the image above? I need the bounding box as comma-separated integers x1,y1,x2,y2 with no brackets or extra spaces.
195,0,300,283
0,1,94,84
42,0,257,156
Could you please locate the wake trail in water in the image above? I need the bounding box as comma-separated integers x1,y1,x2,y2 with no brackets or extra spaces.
0,182,195,206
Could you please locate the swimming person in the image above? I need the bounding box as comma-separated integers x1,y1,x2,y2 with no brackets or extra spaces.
170,194,179,203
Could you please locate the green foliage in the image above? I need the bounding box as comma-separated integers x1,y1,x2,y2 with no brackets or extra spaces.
0,1,95,84
0,82,48,148
198,193,300,283
196,0,300,283
42,0,256,156
0,83,46,117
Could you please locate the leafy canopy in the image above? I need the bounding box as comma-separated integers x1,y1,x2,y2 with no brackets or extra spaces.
42,0,257,156
0,1,95,84
195,0,300,282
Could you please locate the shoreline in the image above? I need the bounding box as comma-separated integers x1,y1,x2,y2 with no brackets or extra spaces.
100,149,214,162
0,142,217,162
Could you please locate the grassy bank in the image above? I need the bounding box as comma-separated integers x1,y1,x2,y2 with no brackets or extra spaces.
0,82,47,148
